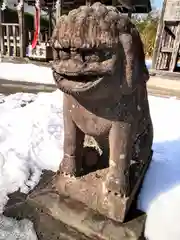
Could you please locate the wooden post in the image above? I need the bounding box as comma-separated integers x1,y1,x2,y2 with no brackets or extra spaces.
12,25,17,57
6,25,10,56
55,0,62,24
48,8,53,39
151,0,167,69
169,23,180,72
0,8,4,58
17,0,25,58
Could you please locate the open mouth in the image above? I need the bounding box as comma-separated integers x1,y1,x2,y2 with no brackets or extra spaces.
53,70,99,83
52,68,104,93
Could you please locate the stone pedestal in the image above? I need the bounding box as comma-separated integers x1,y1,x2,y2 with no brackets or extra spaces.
3,150,152,240
4,180,146,240
53,150,152,223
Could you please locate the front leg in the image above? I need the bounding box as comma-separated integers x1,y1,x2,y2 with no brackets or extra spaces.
105,121,134,197
59,94,85,177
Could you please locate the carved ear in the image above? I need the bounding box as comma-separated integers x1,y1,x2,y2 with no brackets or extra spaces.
130,25,150,83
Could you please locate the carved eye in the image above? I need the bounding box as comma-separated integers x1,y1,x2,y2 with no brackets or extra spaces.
59,51,70,60
97,50,113,61
79,50,99,62
84,53,100,62
72,51,82,62
69,48,114,63
81,49,111,62
105,51,112,59
59,48,70,60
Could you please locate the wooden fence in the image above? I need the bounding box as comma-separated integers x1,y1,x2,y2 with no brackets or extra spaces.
0,23,53,61
0,23,21,57
152,0,180,72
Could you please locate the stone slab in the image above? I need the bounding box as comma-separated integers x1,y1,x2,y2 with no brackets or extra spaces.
4,182,146,240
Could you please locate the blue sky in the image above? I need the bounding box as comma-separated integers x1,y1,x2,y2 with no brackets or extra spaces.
154,0,163,9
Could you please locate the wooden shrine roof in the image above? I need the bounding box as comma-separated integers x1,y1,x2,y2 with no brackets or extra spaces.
25,0,152,13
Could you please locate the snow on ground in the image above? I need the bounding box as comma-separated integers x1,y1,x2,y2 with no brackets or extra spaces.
0,90,64,209
0,63,180,239
0,90,63,239
138,96,180,240
0,63,54,85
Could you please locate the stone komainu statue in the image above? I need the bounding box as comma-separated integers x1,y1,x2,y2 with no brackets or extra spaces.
51,2,153,198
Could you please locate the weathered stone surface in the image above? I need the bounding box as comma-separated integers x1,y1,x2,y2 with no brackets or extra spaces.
4,170,146,240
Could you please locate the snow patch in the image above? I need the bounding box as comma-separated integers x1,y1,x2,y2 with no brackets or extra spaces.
0,63,54,84
0,216,38,240
138,96,180,240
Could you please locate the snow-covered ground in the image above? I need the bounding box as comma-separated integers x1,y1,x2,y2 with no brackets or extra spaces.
0,63,180,240
0,63,54,85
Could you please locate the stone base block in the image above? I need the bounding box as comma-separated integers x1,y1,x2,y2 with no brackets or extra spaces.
53,150,153,223
4,184,146,240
